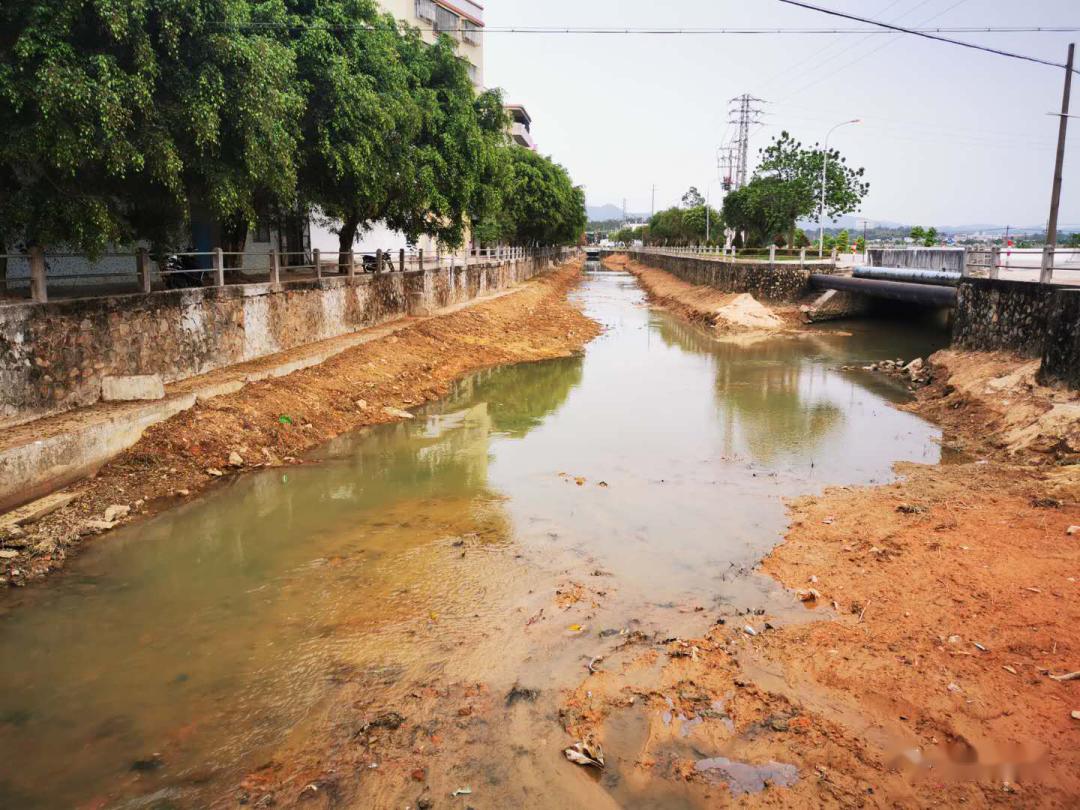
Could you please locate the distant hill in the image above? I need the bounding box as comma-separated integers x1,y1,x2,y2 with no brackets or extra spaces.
587,203,648,222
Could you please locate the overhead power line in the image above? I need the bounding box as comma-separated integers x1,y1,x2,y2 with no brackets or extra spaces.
777,0,1078,72
212,22,1080,36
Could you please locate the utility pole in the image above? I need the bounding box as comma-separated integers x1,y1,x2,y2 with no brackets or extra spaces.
1042,42,1074,283
727,94,764,191
651,185,656,218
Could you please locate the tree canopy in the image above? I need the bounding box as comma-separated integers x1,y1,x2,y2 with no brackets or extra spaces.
0,0,584,257
723,131,869,248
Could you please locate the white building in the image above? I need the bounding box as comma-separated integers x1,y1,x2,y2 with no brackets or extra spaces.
505,104,536,150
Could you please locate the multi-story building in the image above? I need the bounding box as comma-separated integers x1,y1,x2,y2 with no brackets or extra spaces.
379,0,485,87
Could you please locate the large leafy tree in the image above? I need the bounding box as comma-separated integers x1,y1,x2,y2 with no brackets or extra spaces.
480,148,585,246
721,176,797,247
0,0,303,259
754,130,869,246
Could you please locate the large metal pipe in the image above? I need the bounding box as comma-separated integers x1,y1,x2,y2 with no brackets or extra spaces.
810,274,957,307
852,265,961,287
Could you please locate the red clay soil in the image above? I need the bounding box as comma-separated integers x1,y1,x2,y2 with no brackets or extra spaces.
0,260,600,587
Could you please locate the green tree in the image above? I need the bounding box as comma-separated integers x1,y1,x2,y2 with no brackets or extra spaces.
755,131,869,245
721,176,797,247
793,228,811,248
924,227,938,247
855,235,866,252
1066,232,1080,248
835,229,850,251
681,187,705,208
909,226,926,244
479,148,584,246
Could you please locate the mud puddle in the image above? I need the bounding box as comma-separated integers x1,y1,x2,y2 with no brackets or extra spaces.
0,267,948,808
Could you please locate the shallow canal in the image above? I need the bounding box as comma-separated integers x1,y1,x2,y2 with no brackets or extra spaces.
0,268,948,808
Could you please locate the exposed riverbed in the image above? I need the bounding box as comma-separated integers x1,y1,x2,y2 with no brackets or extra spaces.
0,267,949,808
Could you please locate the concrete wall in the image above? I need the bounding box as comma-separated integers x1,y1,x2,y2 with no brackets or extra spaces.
0,255,560,428
628,251,816,302
868,248,966,273
952,278,1058,358
1039,288,1080,388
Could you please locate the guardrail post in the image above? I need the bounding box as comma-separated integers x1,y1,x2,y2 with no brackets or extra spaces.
136,247,152,293
961,246,971,278
29,246,47,303
346,250,355,278
418,248,424,271
769,244,776,266
989,245,1001,280
1040,245,1054,283
830,247,838,263
399,248,405,273
269,249,280,284
213,247,225,286
799,247,806,268
312,248,321,279
375,249,383,276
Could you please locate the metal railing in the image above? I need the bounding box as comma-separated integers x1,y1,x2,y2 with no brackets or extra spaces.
961,245,1080,283
0,244,568,305
628,243,837,267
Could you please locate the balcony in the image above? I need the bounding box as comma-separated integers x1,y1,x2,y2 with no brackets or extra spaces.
510,121,536,150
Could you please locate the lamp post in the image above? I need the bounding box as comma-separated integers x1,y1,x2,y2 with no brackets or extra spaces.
705,178,724,244
818,119,861,257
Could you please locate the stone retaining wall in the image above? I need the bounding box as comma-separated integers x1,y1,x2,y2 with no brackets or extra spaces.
952,278,1058,357
0,255,564,428
1039,288,1080,388
628,251,816,302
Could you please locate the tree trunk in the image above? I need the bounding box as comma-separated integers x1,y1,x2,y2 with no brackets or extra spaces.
338,214,359,274
219,214,249,281
0,238,7,298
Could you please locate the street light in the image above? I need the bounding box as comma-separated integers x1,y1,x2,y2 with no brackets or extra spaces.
818,119,861,257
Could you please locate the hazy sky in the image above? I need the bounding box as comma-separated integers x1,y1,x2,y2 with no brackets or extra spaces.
484,0,1079,226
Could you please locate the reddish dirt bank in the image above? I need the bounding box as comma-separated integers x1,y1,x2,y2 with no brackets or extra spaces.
0,260,600,587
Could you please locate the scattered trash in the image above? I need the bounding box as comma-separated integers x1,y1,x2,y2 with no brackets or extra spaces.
973,642,987,652
1048,671,1080,682
797,588,821,603
278,415,293,425
1024,586,1041,594
175,489,190,497
130,753,164,772
566,624,585,634
361,712,405,732
588,656,604,673
206,468,224,477
1067,526,1079,536
598,628,621,638
451,787,473,797
1031,497,1061,509
383,407,415,420
743,625,757,636
505,684,540,706
896,504,927,514
564,737,605,769
947,683,962,693
1072,711,1080,721
823,516,836,525
598,481,609,488
1003,666,1018,675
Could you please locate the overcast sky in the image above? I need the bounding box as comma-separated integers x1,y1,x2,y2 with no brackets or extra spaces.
484,0,1079,227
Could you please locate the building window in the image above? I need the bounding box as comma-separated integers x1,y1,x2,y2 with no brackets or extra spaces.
415,0,436,22
434,5,459,37
465,61,478,83
462,19,481,45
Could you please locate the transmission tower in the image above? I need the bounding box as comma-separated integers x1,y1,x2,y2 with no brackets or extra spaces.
726,94,765,190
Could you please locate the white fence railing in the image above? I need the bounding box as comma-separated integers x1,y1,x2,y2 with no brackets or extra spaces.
0,245,568,305
623,244,837,267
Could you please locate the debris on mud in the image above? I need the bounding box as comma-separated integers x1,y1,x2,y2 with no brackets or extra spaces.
563,736,605,769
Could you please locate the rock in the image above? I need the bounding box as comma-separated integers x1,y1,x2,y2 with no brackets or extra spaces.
0,490,81,531
797,588,821,602
228,451,244,467
175,489,190,497
1067,525,1079,536
1072,710,1080,721
904,358,924,375
206,468,224,477
355,399,368,410
103,504,130,523
83,520,117,532
417,798,434,810
0,549,19,559
101,374,165,402
383,407,414,420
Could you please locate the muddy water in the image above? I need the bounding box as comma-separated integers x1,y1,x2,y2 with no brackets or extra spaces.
0,268,948,808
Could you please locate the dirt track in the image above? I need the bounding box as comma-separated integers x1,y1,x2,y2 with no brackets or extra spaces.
0,259,599,586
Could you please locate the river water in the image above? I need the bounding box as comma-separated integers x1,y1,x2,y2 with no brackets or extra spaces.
0,267,948,808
